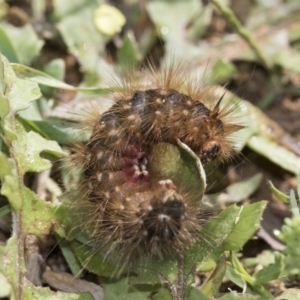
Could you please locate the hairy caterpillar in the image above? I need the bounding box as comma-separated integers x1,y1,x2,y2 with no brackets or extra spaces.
68,62,242,268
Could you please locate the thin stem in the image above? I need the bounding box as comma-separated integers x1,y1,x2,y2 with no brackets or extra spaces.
211,0,273,70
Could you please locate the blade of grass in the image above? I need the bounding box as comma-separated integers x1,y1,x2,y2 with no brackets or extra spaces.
0,205,11,218
289,190,299,217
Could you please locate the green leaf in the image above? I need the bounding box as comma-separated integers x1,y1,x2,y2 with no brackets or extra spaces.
53,0,94,19
0,23,43,65
290,190,299,217
1,173,63,233
54,0,107,84
57,236,83,277
227,173,263,202
253,252,286,284
276,289,300,300
243,250,277,269
146,0,202,60
150,286,173,300
268,181,290,202
0,52,67,298
186,4,212,42
0,57,41,122
0,204,11,218
0,237,23,298
150,141,206,201
248,135,300,175
40,59,66,97
0,94,9,119
130,258,176,286
278,216,300,276
218,173,263,203
12,124,64,173
0,25,19,63
18,98,43,121
1,238,82,300
24,285,94,300
187,287,210,300
219,293,266,300
5,242,89,300
70,240,120,277
201,254,227,298
43,59,65,81
185,205,249,273
12,63,109,94
102,277,157,300
22,191,63,235
177,140,207,199
225,263,247,291
0,271,11,298
182,200,266,290
117,31,142,67
275,50,300,74
222,201,266,251
19,117,81,145
0,151,11,177
229,252,273,298
211,58,238,82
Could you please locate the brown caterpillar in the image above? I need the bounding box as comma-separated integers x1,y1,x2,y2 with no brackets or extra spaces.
68,62,242,267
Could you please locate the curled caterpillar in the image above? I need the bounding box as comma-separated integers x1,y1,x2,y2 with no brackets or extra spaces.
69,62,242,267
